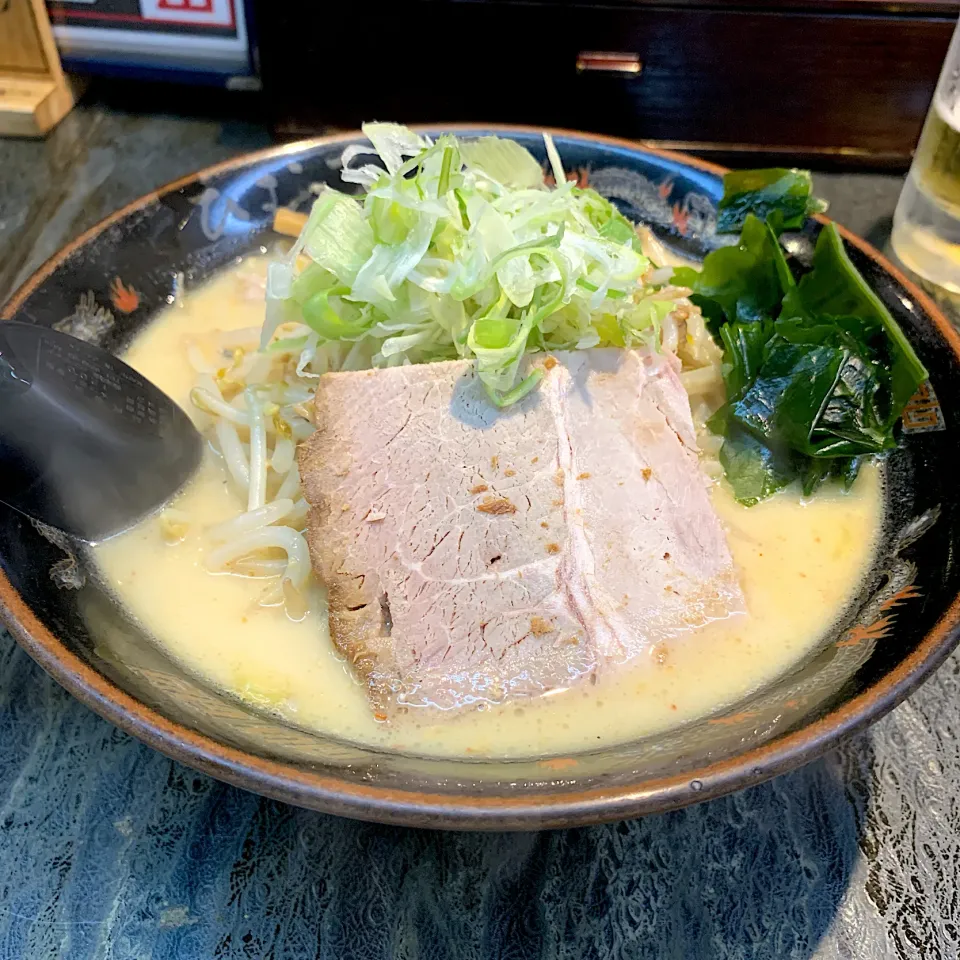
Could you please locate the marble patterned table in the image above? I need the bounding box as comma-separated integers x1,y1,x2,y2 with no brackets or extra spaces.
1,93,957,960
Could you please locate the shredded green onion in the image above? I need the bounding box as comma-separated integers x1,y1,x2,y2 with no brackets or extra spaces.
264,123,676,404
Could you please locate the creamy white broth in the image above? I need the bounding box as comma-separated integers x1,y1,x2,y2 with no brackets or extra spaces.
91,261,884,759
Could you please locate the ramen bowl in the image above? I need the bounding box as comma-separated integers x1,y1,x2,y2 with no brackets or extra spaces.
2,128,959,830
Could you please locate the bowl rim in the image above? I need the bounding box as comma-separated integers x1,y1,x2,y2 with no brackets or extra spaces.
3,124,960,830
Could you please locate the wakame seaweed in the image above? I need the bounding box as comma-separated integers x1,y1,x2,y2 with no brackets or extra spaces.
715,168,828,234
678,174,927,506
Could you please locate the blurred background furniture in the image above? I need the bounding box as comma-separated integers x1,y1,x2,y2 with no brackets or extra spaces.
37,0,960,167
46,0,256,87
253,0,960,168
0,0,80,136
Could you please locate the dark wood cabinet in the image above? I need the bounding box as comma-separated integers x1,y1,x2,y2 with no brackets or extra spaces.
255,0,960,168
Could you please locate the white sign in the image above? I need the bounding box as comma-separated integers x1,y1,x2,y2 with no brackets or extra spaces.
139,0,234,28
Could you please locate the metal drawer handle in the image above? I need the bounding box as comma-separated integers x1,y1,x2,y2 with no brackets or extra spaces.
576,51,643,76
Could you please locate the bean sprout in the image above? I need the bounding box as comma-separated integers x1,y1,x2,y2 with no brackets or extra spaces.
218,327,263,349
206,526,310,589
186,342,214,374
208,499,294,543
191,387,250,426
269,434,295,475
287,498,309,530
680,366,723,396
186,309,316,618
245,387,267,512
275,463,302,502
229,558,288,578
214,419,249,494
287,418,316,442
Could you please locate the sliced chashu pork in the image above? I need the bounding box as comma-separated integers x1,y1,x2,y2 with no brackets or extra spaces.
298,348,743,716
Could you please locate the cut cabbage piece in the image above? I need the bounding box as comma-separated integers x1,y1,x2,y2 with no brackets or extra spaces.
460,136,546,189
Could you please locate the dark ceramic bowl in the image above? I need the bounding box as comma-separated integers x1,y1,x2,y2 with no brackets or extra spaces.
2,128,959,830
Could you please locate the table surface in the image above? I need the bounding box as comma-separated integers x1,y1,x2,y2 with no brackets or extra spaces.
1,93,958,960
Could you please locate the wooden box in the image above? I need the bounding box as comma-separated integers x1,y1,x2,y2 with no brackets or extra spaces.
0,0,81,136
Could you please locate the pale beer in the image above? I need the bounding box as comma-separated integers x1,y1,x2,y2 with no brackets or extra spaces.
892,29,960,291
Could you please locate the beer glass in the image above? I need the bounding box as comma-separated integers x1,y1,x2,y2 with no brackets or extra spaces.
892,19,960,292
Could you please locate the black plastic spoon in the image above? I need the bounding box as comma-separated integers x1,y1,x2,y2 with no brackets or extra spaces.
0,320,203,542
